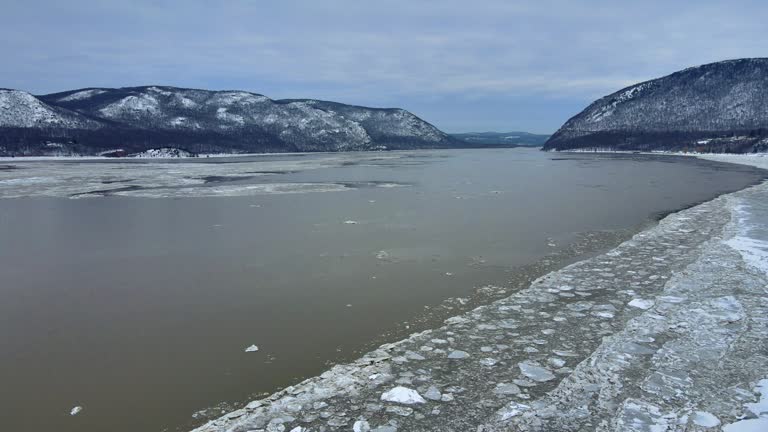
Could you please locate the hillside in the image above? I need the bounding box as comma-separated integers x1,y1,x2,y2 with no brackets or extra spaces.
543,58,768,153
0,86,462,156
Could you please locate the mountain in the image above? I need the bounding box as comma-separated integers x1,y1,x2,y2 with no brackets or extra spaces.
451,131,550,147
543,58,768,153
0,86,463,156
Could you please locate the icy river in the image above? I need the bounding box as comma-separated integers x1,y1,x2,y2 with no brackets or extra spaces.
0,148,765,432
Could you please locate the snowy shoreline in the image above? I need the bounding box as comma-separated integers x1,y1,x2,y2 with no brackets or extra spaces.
189,153,768,432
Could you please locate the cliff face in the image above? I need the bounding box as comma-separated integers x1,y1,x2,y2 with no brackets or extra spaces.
0,86,460,156
543,58,768,153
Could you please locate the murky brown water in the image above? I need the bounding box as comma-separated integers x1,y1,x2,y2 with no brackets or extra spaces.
0,149,764,432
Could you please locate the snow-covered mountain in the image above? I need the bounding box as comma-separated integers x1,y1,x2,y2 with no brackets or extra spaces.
0,89,101,129
544,58,768,153
0,86,460,156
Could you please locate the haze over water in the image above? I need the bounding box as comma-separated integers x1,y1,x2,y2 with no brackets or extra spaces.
0,148,764,432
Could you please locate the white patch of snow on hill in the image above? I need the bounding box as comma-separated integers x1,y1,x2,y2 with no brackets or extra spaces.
170,117,188,126
215,108,245,125
99,94,160,117
0,90,97,128
208,91,269,107
174,94,198,108
147,86,173,96
57,89,106,102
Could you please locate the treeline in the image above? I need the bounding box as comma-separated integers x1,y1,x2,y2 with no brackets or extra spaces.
543,129,768,153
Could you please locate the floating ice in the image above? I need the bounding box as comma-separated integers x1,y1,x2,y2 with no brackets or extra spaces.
493,383,521,395
499,401,530,420
344,220,358,225
518,362,555,382
70,406,83,416
244,344,259,353
628,298,654,310
447,350,470,359
692,411,720,427
479,358,498,366
423,386,442,401
380,387,426,404
745,379,768,417
353,420,371,432
548,357,566,368
723,419,768,432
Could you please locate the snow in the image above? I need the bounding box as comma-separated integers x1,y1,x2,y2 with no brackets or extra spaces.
724,203,768,275
518,361,555,382
746,379,768,418
380,386,426,404
628,298,655,310
692,411,720,427
244,345,259,353
99,94,160,117
353,420,371,432
498,402,530,420
724,379,768,432
130,148,195,158
58,89,106,102
215,107,245,125
0,90,98,128
723,419,768,432
447,350,469,359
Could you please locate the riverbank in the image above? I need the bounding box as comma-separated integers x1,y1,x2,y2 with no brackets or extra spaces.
190,154,768,432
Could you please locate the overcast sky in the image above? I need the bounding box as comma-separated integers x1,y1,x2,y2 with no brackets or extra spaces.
2,0,766,133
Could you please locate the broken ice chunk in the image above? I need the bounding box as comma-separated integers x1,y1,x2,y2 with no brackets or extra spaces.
353,420,371,432
447,350,470,359
628,298,655,310
70,406,83,416
244,344,259,353
518,361,555,382
498,401,530,420
493,383,521,395
423,386,442,401
692,411,720,428
480,358,498,367
380,386,426,404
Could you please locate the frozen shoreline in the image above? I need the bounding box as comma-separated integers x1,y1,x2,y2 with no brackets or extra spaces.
188,153,768,432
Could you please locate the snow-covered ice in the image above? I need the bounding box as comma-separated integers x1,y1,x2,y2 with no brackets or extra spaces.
380,387,426,404
517,362,555,382
628,298,654,310
244,345,259,353
692,411,720,427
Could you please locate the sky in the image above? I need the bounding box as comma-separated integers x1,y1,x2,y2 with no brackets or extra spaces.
2,0,767,133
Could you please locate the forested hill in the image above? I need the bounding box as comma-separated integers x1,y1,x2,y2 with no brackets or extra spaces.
543,58,768,153
0,86,464,156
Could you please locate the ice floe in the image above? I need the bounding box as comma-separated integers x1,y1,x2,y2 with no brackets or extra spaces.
380,387,426,405
628,298,654,310
518,361,555,382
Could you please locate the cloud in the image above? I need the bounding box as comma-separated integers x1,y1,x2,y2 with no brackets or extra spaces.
1,0,766,132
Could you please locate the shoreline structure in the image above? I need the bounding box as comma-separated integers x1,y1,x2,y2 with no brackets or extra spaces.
192,154,768,432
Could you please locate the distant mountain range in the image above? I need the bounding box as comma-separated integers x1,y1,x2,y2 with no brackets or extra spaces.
543,58,768,153
450,131,550,147
0,86,472,156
